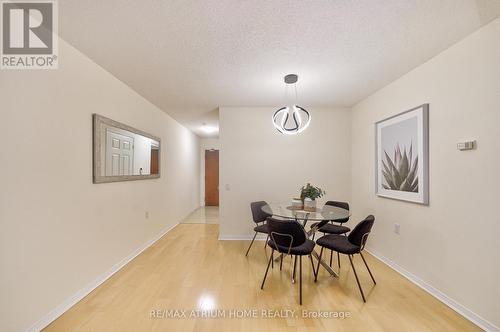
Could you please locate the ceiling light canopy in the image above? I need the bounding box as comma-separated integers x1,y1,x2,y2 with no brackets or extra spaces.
272,74,311,135
201,123,218,134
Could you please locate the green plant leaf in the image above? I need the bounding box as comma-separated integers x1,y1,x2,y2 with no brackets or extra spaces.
300,183,325,200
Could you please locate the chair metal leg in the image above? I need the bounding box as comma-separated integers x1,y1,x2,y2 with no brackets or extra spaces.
314,247,324,282
312,232,316,241
280,254,283,271
292,255,297,282
330,250,333,267
261,249,274,290
264,234,269,248
308,254,316,278
299,255,303,305
245,232,258,256
359,252,376,284
348,255,366,302
339,230,345,268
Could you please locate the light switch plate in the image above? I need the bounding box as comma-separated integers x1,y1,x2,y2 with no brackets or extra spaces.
457,140,476,151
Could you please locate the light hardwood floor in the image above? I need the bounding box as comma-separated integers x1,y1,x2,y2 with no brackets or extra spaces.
44,208,479,332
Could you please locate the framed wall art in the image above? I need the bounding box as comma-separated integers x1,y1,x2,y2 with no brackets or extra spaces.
375,104,429,204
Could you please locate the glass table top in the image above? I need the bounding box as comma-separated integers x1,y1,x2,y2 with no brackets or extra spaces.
261,202,350,222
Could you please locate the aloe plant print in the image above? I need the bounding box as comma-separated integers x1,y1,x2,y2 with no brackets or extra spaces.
382,143,418,192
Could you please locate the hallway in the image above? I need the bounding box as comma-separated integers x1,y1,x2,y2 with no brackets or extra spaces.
181,207,219,224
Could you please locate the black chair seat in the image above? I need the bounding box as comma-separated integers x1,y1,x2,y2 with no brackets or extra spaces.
254,223,269,233
310,222,350,235
316,234,360,255
327,217,349,224
267,239,315,256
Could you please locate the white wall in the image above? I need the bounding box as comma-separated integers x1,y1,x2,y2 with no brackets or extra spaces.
351,18,500,330
219,107,351,239
0,39,200,332
199,137,220,206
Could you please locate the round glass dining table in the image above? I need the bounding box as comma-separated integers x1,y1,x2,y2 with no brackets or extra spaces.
261,202,350,225
261,202,351,279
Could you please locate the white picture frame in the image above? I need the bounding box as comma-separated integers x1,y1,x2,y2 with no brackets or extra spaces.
375,104,429,204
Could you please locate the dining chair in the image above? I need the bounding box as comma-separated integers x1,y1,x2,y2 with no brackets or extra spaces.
310,201,351,268
314,215,376,302
245,201,272,256
260,217,316,305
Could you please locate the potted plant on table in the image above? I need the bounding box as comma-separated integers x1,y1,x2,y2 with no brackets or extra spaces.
300,183,325,211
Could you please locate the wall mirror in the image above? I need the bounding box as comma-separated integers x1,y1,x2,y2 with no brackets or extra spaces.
93,114,161,183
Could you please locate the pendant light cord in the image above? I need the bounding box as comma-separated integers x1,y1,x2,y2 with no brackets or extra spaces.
294,82,298,104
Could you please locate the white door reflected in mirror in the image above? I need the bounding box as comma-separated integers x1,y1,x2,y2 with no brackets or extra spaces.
102,126,159,177
93,114,161,183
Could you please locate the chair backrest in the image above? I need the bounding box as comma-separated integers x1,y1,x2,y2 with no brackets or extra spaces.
325,200,349,211
325,200,350,223
250,201,271,224
348,215,375,248
266,217,307,248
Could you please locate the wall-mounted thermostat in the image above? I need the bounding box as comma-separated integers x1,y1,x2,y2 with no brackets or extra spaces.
457,140,476,151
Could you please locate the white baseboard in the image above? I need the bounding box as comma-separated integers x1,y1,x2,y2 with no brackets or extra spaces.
218,234,267,241
25,222,179,332
366,247,499,332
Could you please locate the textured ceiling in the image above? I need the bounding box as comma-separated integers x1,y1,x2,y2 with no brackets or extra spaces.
58,0,500,137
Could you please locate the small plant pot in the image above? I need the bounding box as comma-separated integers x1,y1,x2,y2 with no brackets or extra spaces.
303,198,316,211
291,198,303,209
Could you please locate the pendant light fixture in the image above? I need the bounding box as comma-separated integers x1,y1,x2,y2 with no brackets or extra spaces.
272,74,311,135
